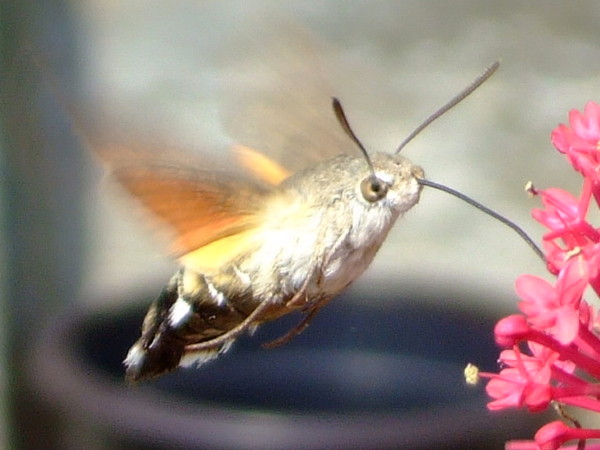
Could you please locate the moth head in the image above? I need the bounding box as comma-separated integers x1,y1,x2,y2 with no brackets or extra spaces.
332,61,500,213
361,152,424,213
331,98,423,212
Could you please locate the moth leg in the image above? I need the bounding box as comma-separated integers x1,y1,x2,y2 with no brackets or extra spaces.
183,294,273,352
260,224,345,350
262,303,325,349
260,256,334,349
183,284,310,353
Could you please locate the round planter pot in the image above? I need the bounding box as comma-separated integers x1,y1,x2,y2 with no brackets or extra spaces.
29,285,544,449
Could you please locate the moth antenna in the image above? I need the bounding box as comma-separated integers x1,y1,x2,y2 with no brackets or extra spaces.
417,178,545,262
396,61,500,154
332,97,375,174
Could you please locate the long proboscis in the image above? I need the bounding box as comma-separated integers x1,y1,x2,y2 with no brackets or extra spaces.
396,61,500,154
418,178,545,262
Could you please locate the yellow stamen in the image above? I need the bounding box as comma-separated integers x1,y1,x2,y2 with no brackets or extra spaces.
464,363,480,385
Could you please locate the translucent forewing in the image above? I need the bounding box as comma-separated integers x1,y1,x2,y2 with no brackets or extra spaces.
218,22,360,175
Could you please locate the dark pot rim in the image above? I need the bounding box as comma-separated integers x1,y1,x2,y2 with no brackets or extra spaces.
27,288,538,449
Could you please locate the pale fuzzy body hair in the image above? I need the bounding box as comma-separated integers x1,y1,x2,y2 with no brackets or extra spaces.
168,296,193,328
179,339,234,368
123,343,145,370
186,151,422,307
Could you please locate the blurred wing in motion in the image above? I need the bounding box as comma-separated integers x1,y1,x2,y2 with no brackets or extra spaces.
95,144,271,261
218,22,358,175
87,22,356,271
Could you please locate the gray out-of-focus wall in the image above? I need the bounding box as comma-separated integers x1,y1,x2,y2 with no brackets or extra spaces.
1,1,84,447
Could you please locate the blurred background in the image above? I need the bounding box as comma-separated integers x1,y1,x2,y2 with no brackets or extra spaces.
3,0,600,448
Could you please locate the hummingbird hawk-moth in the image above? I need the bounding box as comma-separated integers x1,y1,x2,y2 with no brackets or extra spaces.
105,57,498,382
73,27,498,382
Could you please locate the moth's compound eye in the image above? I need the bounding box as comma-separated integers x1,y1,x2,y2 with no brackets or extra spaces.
360,174,388,202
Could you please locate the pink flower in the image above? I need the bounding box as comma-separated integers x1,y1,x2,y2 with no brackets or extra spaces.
507,441,600,450
551,101,600,205
532,187,594,245
551,102,600,180
479,101,600,449
484,345,554,412
516,258,587,344
535,421,600,450
532,184,598,273
485,366,553,412
531,181,600,295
